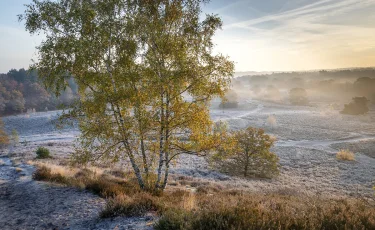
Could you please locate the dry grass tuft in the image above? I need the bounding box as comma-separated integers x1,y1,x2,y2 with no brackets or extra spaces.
32,164,375,229
33,166,70,184
336,149,355,161
100,193,160,218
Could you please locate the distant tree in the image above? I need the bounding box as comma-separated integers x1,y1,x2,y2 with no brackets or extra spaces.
211,127,279,178
341,97,369,115
0,83,9,113
265,85,281,101
251,85,262,95
0,76,20,92
23,82,50,111
249,75,268,84
6,68,38,83
289,88,308,105
219,90,238,109
7,90,25,113
0,118,9,148
289,77,305,88
353,77,375,100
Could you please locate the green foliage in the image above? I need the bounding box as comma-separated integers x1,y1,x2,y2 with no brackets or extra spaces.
36,147,51,159
21,0,234,191
211,127,279,178
289,88,308,105
341,96,369,115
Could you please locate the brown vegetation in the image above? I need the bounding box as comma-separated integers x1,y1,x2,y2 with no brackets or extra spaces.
336,149,355,161
31,164,375,229
155,192,375,230
0,118,9,148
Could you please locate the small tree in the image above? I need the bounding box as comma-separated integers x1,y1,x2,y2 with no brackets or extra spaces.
341,97,369,115
212,127,279,178
0,118,9,148
289,88,308,105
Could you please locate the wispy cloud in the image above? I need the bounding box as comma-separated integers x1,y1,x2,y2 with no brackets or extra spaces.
212,0,375,71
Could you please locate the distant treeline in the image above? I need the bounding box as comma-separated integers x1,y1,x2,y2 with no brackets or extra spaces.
235,68,375,103
0,68,78,116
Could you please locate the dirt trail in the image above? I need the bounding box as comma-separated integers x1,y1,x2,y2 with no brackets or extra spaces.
0,156,153,230
276,134,375,152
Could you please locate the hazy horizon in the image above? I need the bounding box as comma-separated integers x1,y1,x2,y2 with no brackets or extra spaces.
1,0,375,73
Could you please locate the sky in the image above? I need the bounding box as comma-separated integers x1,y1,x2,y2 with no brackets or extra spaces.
1,0,375,73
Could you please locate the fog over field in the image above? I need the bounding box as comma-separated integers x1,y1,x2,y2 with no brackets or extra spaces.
1,0,375,229
2,83,375,197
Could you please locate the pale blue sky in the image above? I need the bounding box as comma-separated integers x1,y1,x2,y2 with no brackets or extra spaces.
1,0,375,73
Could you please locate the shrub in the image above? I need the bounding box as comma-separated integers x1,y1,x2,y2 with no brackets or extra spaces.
36,147,51,159
341,97,369,115
100,193,160,218
336,149,355,161
32,166,69,184
212,127,279,178
289,88,308,105
0,118,9,148
32,165,375,229
85,178,127,198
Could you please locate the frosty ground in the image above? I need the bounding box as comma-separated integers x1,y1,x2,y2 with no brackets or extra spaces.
0,99,374,229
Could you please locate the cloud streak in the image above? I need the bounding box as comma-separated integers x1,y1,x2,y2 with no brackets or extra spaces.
211,0,375,72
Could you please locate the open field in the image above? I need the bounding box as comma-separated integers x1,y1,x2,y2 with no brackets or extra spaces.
1,99,374,229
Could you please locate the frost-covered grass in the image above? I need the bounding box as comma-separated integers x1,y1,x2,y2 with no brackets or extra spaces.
31,163,375,229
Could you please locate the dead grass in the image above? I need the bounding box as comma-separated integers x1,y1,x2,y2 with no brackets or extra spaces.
155,192,375,230
336,149,355,161
32,164,375,229
100,193,160,218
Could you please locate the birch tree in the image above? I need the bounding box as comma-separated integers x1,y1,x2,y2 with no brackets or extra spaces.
20,0,234,191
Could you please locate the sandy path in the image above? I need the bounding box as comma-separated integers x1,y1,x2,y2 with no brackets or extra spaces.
0,156,153,230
